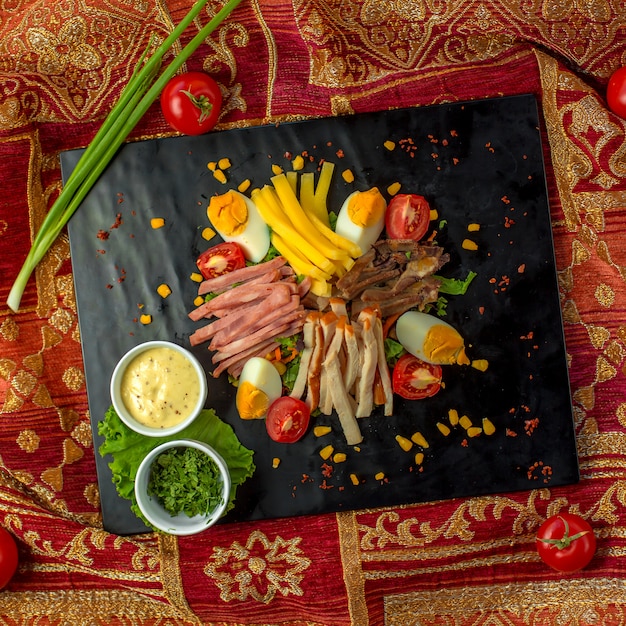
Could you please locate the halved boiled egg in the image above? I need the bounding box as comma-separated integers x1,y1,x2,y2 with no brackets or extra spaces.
207,190,270,262
236,357,283,420
335,188,387,252
396,311,470,366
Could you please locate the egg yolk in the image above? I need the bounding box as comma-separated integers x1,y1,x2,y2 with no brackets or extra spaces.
236,381,270,419
423,325,470,365
208,191,248,236
347,188,386,227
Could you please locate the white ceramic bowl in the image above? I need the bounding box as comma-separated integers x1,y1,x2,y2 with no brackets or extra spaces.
135,439,231,535
110,340,208,437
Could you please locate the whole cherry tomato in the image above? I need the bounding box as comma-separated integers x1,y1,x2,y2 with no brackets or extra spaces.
607,66,626,119
0,527,18,589
536,512,596,573
266,397,310,443
385,194,431,241
392,353,442,400
160,71,222,135
196,242,246,280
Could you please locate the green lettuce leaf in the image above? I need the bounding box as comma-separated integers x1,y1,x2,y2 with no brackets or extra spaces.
98,406,255,529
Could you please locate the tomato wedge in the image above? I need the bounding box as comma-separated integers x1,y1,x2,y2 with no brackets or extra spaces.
196,242,246,280
392,353,442,400
385,194,431,241
266,397,310,443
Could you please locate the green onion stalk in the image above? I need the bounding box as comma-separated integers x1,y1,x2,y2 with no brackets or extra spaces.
7,0,244,313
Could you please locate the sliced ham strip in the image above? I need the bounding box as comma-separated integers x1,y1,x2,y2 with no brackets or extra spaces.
197,256,287,295
211,338,278,379
191,282,280,321
209,294,300,351
211,308,306,363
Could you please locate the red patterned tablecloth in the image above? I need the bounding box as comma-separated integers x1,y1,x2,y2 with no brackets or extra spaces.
1,1,626,623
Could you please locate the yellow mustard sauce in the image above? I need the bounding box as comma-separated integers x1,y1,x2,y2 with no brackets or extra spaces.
120,347,200,428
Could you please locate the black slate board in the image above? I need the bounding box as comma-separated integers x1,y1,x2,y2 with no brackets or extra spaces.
64,94,578,536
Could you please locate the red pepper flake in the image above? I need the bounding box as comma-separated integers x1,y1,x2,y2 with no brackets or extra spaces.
117,193,124,204
321,463,333,478
450,130,458,137
319,480,334,490
96,249,106,255
301,473,310,483
452,157,460,165
326,141,332,147
111,213,123,229
506,428,518,437
106,284,113,290
284,151,292,159
428,134,438,144
97,230,110,240
461,439,468,447
431,153,439,160
485,142,495,153
442,139,449,146
527,460,551,483
521,331,534,340
478,306,485,315
524,418,539,435
336,149,344,158
518,263,526,273
504,216,515,228
501,195,510,204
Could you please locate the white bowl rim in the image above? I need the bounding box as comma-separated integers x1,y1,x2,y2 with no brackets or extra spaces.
134,439,231,536
110,340,208,437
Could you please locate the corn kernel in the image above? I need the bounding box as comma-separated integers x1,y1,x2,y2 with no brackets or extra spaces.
193,296,204,307
468,223,481,232
333,453,347,463
314,425,332,437
139,314,152,325
349,473,360,485
150,217,165,229
218,157,231,170
156,283,171,298
292,155,305,171
410,431,429,448
387,182,401,196
448,408,459,426
190,272,203,283
436,422,451,436
202,227,216,241
342,169,355,183
271,164,283,176
462,238,478,251
383,140,396,151
414,452,424,465
467,426,483,438
319,444,334,460
395,435,413,452
237,179,251,193
272,457,281,468
430,209,439,221
374,471,385,481
213,169,227,184
207,161,217,171
459,414,473,430
482,417,496,436
471,359,489,372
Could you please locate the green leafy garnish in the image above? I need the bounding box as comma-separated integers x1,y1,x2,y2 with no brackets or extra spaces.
98,405,255,530
435,270,477,296
148,447,224,518
384,337,405,366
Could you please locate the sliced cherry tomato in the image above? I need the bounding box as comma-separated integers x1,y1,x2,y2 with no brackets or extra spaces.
607,66,626,119
385,194,431,241
266,397,311,443
392,353,442,400
196,242,246,279
0,527,18,589
536,512,596,573
161,72,222,136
